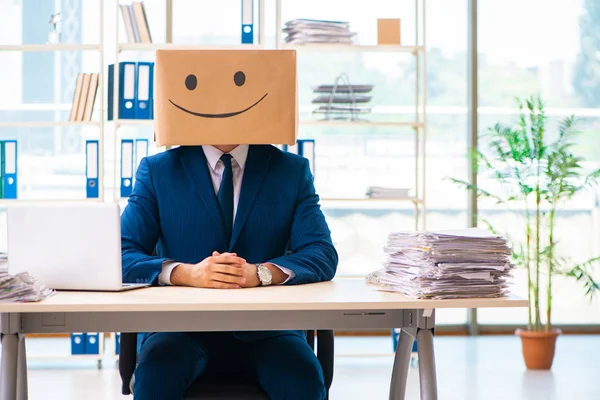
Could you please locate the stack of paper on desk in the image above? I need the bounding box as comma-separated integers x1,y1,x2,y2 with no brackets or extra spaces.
283,19,357,44
366,228,515,299
0,271,55,302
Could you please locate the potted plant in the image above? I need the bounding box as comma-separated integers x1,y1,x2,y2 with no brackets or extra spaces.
452,96,600,369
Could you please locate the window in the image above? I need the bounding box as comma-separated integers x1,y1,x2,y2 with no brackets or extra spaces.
477,0,600,325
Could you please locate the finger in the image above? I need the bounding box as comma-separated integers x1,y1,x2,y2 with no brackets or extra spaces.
211,272,246,285
210,264,246,277
213,251,237,257
212,254,246,265
210,281,241,289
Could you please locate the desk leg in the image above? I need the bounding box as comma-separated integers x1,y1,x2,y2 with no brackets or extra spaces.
17,334,28,400
1,333,18,400
417,328,437,400
389,327,416,400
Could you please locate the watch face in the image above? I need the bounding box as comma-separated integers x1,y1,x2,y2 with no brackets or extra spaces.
258,266,272,283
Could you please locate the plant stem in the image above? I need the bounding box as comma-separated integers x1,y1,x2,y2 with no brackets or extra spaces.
534,182,541,331
525,204,533,331
546,207,555,331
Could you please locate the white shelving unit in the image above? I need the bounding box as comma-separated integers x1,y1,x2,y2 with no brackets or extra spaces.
0,0,106,204
275,0,427,230
108,0,267,202
0,0,106,366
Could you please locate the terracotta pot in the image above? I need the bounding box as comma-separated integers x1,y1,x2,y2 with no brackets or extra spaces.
515,328,561,370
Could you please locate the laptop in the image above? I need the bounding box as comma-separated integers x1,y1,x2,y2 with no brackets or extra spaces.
7,202,149,292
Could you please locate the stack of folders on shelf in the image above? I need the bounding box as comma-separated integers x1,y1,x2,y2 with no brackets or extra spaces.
283,19,356,44
68,73,99,122
0,271,54,303
366,186,412,199
312,83,373,120
108,62,154,120
366,228,515,299
119,1,152,43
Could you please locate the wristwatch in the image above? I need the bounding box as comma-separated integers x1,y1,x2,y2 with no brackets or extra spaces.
256,263,272,286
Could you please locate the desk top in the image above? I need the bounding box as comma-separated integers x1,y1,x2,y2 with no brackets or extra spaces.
0,279,528,313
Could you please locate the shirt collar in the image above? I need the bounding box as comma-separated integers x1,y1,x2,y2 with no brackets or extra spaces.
202,145,249,171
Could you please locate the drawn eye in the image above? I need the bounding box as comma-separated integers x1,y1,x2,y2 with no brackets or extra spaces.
234,71,246,87
185,74,197,90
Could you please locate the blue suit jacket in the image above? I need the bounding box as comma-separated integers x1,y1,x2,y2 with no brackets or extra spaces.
121,144,338,343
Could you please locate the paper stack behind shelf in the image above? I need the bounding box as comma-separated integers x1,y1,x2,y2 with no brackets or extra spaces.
367,186,412,199
283,18,356,44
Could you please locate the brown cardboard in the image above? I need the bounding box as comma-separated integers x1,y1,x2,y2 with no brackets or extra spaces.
377,19,401,45
154,49,298,146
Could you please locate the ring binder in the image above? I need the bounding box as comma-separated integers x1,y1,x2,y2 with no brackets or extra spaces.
86,140,99,198
241,0,254,44
2,140,18,199
120,139,134,197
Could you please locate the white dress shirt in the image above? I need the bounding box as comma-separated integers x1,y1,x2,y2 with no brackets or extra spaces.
158,145,294,285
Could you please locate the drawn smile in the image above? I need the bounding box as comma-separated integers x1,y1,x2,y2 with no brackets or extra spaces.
168,93,268,119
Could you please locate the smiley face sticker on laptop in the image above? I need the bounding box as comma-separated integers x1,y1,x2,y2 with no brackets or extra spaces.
154,49,297,146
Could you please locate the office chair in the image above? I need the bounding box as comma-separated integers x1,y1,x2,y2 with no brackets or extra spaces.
119,330,335,400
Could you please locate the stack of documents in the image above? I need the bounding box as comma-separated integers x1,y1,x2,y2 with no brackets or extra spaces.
366,229,515,299
312,83,374,120
283,19,357,44
0,271,54,302
366,186,412,199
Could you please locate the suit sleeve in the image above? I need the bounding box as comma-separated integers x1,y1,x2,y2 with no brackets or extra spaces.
268,159,338,284
121,157,168,284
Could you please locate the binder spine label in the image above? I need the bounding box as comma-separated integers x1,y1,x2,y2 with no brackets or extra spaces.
86,140,99,198
241,0,254,44
3,140,18,199
120,139,134,197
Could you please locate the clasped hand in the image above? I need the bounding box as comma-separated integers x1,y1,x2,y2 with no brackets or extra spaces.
171,251,259,289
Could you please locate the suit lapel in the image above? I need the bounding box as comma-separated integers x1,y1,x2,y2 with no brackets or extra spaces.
230,145,272,250
180,146,227,244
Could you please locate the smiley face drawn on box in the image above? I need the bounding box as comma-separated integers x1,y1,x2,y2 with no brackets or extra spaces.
154,49,297,146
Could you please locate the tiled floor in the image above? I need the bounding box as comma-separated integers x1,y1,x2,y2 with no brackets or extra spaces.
8,335,600,399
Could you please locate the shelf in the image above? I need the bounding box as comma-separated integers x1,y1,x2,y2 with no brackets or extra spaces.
279,44,424,53
111,119,154,126
301,120,424,128
0,198,103,206
119,43,265,52
0,121,101,128
321,197,422,204
0,44,100,52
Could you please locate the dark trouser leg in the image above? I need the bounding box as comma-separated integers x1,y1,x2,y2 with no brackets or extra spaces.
251,334,326,400
134,332,209,400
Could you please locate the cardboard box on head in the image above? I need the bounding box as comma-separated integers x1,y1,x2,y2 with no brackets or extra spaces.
154,49,298,147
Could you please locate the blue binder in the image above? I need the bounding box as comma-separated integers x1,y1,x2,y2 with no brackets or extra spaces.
2,140,18,199
115,333,121,355
241,0,253,44
120,139,134,198
108,62,137,120
85,140,99,198
135,138,149,173
84,333,100,354
70,333,85,355
297,139,315,177
135,62,153,119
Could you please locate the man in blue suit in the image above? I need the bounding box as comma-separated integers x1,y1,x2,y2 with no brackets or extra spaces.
121,141,338,399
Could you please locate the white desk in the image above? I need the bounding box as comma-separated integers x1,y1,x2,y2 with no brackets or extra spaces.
0,279,527,400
